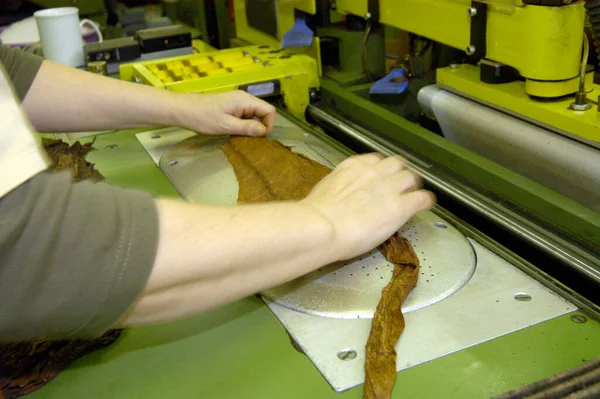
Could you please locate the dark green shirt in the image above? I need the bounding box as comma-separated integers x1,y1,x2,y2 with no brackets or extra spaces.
0,44,159,342
0,41,43,101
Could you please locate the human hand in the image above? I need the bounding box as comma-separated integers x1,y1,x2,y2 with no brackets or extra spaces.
176,90,276,137
301,153,435,261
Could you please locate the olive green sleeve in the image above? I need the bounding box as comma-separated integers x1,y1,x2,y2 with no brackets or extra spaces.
0,43,43,102
0,172,159,342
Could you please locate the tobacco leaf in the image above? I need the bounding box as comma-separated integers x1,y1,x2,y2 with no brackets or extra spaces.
222,137,330,203
221,137,419,398
42,138,104,182
364,234,420,399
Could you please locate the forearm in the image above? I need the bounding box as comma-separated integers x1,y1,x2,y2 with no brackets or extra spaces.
22,60,187,132
120,199,336,325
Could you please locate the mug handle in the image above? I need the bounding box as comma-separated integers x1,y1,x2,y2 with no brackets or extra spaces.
80,19,103,43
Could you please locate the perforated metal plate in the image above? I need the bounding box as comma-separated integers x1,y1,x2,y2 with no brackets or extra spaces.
140,123,475,320
261,211,476,319
135,119,576,393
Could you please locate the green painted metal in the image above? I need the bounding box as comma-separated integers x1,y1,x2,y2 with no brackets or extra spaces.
26,128,600,399
83,130,180,198
319,78,600,254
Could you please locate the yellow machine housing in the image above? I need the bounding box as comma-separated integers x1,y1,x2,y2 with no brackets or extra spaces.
335,0,599,145
232,0,323,75
344,0,584,92
119,46,319,119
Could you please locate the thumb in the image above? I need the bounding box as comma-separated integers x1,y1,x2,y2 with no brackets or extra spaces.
222,115,267,137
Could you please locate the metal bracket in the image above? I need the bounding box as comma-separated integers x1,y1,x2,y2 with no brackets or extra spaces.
468,1,487,60
367,0,379,21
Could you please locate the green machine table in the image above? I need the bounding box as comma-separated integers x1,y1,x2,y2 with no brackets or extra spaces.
29,127,600,399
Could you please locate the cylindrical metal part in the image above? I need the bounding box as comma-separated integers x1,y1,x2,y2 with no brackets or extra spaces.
306,104,600,285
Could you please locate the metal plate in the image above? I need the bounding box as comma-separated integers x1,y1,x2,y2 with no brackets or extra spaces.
266,239,577,392
153,125,348,205
262,211,476,318
134,117,576,393
140,121,475,320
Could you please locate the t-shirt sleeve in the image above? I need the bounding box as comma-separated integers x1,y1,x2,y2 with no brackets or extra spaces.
0,43,43,102
0,171,159,342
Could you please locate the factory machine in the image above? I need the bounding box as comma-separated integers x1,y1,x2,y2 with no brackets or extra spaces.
31,1,600,398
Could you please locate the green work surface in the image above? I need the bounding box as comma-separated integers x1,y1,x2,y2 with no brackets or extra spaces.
30,129,600,399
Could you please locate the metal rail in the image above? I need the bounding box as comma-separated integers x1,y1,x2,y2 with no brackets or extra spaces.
307,104,600,285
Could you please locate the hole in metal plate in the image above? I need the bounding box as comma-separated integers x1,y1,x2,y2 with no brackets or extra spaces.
514,293,532,302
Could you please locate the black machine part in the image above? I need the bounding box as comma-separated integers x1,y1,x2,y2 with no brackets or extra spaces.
85,37,141,63
135,25,192,53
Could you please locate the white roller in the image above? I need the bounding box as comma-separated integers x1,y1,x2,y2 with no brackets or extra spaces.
418,85,600,212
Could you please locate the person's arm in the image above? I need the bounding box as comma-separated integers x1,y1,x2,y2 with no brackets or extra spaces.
22,60,275,136
119,154,434,325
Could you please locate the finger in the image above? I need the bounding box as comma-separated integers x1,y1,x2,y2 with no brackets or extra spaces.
386,170,422,193
375,156,409,175
220,115,267,137
399,190,436,214
338,153,384,169
242,98,276,133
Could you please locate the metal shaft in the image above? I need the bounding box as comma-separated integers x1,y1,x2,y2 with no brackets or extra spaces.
307,104,600,284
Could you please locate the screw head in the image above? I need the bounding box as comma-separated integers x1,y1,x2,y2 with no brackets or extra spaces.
151,135,161,139
168,160,179,167
435,222,448,229
570,314,588,324
466,45,476,56
337,349,357,361
467,7,477,17
450,63,459,69
105,144,118,150
365,12,372,20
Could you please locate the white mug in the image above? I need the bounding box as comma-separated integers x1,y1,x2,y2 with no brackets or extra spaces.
34,7,89,67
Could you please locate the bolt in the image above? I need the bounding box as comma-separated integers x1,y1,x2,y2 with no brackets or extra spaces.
365,12,372,20
105,144,118,150
570,102,592,111
468,7,477,17
168,160,179,167
466,45,476,56
310,91,317,99
337,349,357,361
514,293,532,302
570,314,588,324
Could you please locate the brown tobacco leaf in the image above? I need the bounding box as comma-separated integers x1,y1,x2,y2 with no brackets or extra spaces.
222,137,330,203
364,234,420,399
221,137,420,399
0,330,121,399
42,138,104,182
